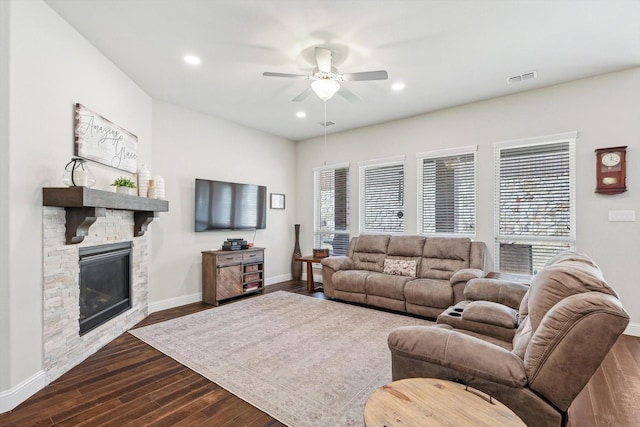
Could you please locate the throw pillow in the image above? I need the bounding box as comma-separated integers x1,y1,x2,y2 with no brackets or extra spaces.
383,259,417,277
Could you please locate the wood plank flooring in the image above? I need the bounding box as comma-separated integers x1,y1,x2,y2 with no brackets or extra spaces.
0,281,638,426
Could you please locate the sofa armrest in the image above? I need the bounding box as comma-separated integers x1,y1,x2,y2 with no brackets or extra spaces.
464,278,529,310
320,255,353,271
388,326,527,388
321,256,353,298
462,301,519,328
450,268,485,285
450,268,485,303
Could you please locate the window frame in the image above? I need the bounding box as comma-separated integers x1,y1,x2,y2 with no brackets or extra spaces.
313,162,350,256
493,132,577,274
416,145,477,238
358,156,405,234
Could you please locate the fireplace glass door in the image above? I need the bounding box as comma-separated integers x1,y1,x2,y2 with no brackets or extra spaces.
79,241,132,335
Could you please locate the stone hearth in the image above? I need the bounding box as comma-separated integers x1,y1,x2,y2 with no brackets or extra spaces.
42,207,149,383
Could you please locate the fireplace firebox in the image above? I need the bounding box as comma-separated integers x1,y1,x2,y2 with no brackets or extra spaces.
79,241,132,335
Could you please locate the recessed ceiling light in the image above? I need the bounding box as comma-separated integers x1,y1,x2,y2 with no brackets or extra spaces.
296,111,307,118
184,55,201,65
392,82,405,91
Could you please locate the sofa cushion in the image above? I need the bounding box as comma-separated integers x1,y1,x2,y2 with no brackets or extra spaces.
404,279,454,309
332,270,371,294
383,259,417,277
387,235,426,257
366,272,413,300
352,234,390,272
419,238,471,280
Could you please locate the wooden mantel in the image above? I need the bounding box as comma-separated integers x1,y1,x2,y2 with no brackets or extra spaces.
43,187,169,244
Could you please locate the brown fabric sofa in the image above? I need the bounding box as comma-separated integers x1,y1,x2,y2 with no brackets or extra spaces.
321,234,486,318
387,251,630,427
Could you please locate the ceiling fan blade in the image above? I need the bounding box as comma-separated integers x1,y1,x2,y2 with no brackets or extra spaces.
315,47,333,73
292,87,313,102
341,70,388,81
263,72,309,79
337,86,360,103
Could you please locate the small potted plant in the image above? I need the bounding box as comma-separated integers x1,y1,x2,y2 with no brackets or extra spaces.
112,176,137,195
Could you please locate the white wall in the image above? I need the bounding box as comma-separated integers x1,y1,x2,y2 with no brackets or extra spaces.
0,0,11,393
2,0,152,404
296,67,640,325
149,101,297,307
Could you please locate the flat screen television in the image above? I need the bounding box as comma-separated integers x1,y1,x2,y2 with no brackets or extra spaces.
194,178,267,231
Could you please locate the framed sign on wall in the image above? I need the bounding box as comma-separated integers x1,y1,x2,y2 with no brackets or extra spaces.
74,103,138,173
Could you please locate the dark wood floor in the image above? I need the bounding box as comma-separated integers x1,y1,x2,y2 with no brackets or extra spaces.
0,281,638,426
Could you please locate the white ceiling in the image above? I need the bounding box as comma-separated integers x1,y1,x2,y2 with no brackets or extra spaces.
44,0,640,141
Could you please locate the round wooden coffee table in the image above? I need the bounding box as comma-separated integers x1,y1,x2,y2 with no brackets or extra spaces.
364,378,525,427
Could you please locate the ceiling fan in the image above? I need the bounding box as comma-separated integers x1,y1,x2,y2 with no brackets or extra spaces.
263,47,388,102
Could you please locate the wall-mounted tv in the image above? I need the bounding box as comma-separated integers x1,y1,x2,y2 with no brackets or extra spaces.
195,178,267,231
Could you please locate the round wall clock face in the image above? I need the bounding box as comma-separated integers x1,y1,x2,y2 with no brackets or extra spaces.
601,152,621,167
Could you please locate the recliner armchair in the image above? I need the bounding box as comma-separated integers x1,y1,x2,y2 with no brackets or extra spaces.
387,252,629,427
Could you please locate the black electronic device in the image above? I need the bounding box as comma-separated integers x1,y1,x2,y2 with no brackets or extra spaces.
223,238,248,251
194,178,267,231
222,242,242,251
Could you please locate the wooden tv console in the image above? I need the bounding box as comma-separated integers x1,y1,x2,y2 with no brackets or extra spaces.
201,247,265,306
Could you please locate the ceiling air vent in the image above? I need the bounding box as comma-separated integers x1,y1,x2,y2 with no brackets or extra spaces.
319,121,335,127
507,71,537,85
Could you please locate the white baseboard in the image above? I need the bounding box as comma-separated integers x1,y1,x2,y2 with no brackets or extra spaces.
0,370,46,414
148,275,294,313
148,292,202,313
624,322,640,337
265,274,291,285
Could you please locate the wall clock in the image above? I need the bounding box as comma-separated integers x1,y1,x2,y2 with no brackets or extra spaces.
595,146,627,194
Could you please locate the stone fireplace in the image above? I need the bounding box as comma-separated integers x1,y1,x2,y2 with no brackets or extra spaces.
42,208,148,383
42,187,168,383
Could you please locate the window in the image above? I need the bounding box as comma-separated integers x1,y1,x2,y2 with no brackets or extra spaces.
314,164,350,256
494,132,576,274
417,146,476,237
359,157,405,233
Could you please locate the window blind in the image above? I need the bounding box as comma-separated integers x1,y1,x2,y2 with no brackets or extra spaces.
494,137,576,274
314,166,350,256
359,161,404,233
418,152,475,236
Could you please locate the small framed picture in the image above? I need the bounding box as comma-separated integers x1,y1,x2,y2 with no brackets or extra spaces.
270,193,285,209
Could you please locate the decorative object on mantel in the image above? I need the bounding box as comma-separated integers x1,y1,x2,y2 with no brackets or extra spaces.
62,157,95,187
154,176,165,199
137,164,150,197
74,103,138,173
291,224,302,281
147,179,157,199
112,177,137,196
42,186,169,244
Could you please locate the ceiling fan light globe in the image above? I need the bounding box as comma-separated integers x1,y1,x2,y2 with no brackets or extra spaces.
312,79,340,101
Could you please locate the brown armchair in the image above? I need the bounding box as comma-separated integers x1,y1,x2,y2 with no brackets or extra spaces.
387,252,629,427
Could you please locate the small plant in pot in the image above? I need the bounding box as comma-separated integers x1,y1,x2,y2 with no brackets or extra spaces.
112,177,137,195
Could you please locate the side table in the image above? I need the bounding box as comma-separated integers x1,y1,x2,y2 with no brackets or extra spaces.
294,255,325,292
364,378,525,427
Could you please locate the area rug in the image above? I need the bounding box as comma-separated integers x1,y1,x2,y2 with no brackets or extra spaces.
129,291,433,427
